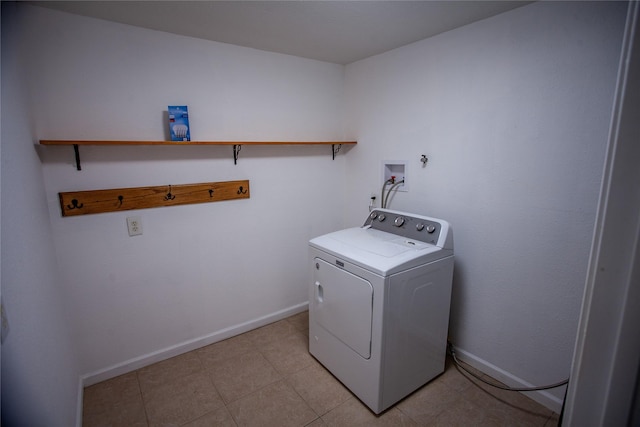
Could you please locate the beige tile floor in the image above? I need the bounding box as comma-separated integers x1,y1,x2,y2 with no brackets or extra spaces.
83,311,560,426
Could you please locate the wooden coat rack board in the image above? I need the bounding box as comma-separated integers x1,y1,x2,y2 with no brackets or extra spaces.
59,180,250,217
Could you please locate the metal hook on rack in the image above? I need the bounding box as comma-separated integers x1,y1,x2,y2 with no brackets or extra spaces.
117,195,124,207
66,199,83,210
164,185,176,201
208,189,215,198
237,185,248,195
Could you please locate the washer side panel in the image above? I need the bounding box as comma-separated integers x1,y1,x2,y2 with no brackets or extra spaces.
381,256,455,410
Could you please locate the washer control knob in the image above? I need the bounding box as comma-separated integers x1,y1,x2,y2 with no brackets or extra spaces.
426,224,436,233
394,216,405,227
369,212,378,220
378,214,386,222
416,223,425,231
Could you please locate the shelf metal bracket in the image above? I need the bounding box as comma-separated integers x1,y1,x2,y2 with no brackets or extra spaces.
332,144,342,160
73,144,82,170
233,144,242,165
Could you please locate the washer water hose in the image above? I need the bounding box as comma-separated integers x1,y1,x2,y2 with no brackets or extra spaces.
381,178,405,209
448,342,569,391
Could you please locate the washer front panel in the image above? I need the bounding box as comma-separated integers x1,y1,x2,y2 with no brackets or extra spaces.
312,257,373,359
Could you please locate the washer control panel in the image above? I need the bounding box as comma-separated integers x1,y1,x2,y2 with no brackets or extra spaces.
365,210,442,245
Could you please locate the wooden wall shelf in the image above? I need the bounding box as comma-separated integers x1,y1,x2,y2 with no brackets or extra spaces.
39,140,356,146
39,140,357,169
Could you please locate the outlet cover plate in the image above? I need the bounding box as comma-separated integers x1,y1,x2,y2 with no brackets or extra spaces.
127,216,143,236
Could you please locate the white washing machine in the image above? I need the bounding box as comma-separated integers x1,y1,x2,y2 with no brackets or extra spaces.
308,208,454,414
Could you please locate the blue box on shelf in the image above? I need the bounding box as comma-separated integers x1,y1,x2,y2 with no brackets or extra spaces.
168,105,190,141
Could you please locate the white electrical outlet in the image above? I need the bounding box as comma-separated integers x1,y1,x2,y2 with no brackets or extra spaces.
127,216,143,236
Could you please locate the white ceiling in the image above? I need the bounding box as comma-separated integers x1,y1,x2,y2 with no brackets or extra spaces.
30,1,530,64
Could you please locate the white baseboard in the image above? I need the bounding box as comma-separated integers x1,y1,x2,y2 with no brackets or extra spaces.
80,302,308,388
453,346,564,414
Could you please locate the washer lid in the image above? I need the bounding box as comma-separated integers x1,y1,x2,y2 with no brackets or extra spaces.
331,227,429,257
310,227,451,276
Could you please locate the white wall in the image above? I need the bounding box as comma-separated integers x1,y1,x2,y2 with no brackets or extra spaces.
18,4,347,383
343,1,627,411
1,3,81,425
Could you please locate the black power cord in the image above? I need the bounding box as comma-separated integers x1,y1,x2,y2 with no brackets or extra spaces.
448,342,569,392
